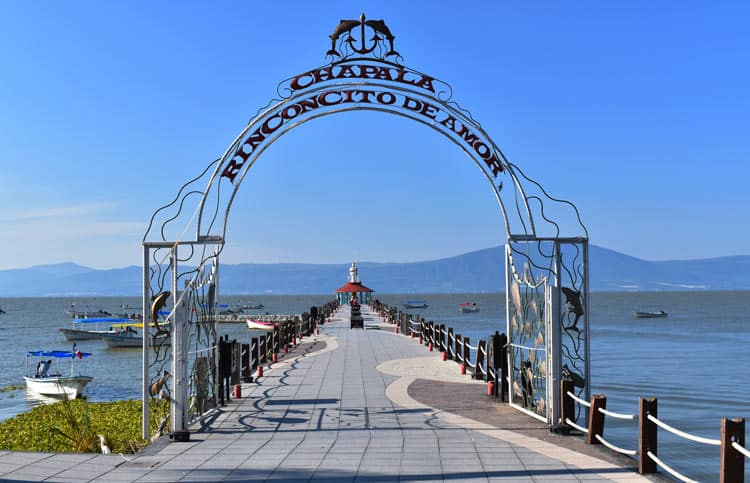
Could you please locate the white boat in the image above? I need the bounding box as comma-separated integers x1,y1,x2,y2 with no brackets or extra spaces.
246,318,276,331
59,317,132,341
459,302,480,313
403,300,428,309
99,330,170,348
24,349,93,398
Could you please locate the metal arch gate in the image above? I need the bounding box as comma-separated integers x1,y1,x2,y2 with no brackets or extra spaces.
140,15,591,440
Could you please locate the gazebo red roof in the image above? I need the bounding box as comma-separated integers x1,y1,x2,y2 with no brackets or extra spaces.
335,281,374,293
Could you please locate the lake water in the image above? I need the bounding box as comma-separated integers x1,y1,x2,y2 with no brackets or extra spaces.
0,291,747,481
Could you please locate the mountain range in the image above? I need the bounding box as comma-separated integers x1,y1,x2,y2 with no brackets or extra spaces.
1,245,750,297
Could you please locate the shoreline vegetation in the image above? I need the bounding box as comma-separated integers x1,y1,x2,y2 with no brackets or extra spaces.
0,398,168,453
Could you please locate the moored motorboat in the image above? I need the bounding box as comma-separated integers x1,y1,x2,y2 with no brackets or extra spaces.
59,317,132,341
65,304,112,318
459,302,479,313
241,304,264,310
403,300,428,309
634,309,668,319
24,349,93,398
246,318,276,331
99,331,170,348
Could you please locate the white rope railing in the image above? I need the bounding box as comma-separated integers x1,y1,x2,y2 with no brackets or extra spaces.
732,441,750,458
487,367,495,378
646,451,698,483
466,342,478,351
647,414,721,446
508,343,545,352
598,407,637,421
187,345,217,356
565,418,588,434
594,434,637,456
478,345,486,356
566,390,591,408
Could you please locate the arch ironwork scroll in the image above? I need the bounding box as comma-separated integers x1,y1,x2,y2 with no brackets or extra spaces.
141,14,590,438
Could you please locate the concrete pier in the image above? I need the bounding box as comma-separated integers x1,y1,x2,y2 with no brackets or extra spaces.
0,305,653,482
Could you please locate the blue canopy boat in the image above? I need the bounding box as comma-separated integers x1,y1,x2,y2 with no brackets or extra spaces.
24,349,93,398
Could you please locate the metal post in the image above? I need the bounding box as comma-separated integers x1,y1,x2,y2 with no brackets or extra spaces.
583,240,591,405
547,241,562,426
504,243,512,405
141,245,151,440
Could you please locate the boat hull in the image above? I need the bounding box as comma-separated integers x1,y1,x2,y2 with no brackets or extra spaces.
246,320,275,331
633,311,668,318
99,333,171,348
24,375,93,398
59,328,117,341
459,307,480,313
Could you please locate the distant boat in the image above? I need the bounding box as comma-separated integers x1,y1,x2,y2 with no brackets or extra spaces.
65,304,112,318
241,304,264,310
24,349,93,398
634,309,668,319
246,318,276,331
459,302,480,313
403,300,428,309
59,317,133,341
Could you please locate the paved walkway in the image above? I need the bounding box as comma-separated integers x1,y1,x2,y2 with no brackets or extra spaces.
0,306,653,482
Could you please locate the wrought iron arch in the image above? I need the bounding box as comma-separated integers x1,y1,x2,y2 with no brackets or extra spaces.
141,14,590,439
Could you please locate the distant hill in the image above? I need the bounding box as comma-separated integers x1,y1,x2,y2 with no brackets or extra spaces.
1,245,750,297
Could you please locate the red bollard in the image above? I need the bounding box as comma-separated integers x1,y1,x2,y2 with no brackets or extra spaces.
316,328,320,335
233,384,242,398
442,352,447,362
419,336,423,345
272,353,278,363
394,326,398,334
428,342,433,352
257,366,264,378
487,380,494,396
292,336,297,346
460,363,466,375
284,344,289,354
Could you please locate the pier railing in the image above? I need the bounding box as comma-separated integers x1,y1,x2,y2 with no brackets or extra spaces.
372,301,509,400
371,300,747,483
560,378,747,482
215,300,337,403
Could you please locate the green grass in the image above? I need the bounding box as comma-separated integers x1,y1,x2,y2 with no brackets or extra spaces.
0,399,169,453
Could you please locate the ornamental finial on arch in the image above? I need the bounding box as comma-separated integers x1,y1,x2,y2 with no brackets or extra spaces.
326,13,400,60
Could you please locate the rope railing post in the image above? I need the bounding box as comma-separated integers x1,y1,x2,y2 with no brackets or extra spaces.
251,337,259,370
587,394,607,444
720,417,745,483
475,340,486,380
463,336,471,372
455,333,462,363
241,343,251,382
499,333,508,401
561,380,574,427
447,328,454,359
639,397,658,475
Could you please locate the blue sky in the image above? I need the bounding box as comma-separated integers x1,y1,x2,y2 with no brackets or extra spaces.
1,1,748,269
